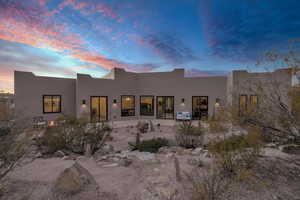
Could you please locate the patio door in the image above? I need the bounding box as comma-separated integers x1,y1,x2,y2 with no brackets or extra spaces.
192,96,208,120
157,96,174,119
90,96,108,121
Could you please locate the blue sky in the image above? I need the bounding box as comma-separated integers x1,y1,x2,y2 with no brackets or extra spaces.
0,0,300,92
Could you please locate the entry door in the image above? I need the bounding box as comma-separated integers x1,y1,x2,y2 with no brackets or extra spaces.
91,96,108,121
192,96,208,120
157,96,174,119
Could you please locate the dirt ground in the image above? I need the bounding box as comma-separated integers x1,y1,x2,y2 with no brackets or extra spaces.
2,121,300,200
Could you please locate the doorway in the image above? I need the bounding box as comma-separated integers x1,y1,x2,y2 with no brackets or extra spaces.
90,96,108,121
192,96,208,120
156,96,174,119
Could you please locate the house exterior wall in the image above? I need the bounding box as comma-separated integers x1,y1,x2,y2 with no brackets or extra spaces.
14,68,292,122
14,71,76,121
228,69,292,108
76,68,227,121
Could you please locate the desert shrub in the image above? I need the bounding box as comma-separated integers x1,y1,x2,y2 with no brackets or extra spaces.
129,137,169,153
175,121,205,148
208,127,262,176
137,121,149,133
36,116,112,155
186,167,232,200
208,117,228,134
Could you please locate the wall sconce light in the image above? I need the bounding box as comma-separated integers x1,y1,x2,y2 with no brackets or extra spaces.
82,99,86,108
181,98,185,106
215,98,220,107
113,99,117,107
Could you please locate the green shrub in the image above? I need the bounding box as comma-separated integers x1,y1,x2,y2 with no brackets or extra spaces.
208,117,228,133
129,137,169,153
175,121,205,148
208,127,263,176
36,116,112,155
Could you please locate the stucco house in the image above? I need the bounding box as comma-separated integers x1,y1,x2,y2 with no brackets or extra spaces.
14,68,292,123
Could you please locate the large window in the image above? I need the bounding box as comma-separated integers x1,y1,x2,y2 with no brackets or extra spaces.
121,95,135,117
91,96,108,121
192,96,208,120
140,96,154,116
157,96,174,119
250,95,258,110
239,95,247,115
43,95,61,113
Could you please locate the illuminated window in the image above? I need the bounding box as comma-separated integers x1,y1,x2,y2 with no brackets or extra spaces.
140,96,154,116
157,96,174,119
43,95,61,113
239,95,247,115
121,95,135,117
250,95,258,110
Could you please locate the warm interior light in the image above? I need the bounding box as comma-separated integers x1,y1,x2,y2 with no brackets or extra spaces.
49,121,55,126
126,97,130,101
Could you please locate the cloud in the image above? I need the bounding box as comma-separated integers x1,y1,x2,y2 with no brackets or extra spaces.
140,33,200,66
185,68,228,77
199,0,300,63
0,0,161,76
58,0,122,22
71,50,160,72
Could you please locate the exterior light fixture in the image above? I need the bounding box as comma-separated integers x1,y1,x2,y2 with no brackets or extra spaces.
82,99,86,108
215,98,220,107
113,99,117,107
181,98,185,106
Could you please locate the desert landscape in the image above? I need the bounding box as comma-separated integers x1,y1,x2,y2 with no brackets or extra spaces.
1,119,300,200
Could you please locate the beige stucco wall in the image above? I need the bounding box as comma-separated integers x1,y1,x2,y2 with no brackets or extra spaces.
76,68,227,121
228,69,292,108
14,67,291,123
14,71,76,121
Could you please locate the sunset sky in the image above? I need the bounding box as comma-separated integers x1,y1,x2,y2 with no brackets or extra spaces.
0,0,300,93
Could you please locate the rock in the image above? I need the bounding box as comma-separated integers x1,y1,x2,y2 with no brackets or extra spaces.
118,158,132,167
52,162,99,199
54,150,66,158
35,152,43,158
102,163,119,168
187,158,204,167
131,151,155,161
265,143,277,148
158,146,184,154
191,147,203,155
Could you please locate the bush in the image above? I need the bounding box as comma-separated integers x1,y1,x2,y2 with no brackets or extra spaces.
208,127,262,176
36,116,112,155
129,137,169,153
175,121,205,148
208,117,228,133
186,167,232,200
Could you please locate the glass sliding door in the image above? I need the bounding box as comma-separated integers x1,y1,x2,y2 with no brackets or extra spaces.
192,96,208,120
90,96,108,122
156,96,174,119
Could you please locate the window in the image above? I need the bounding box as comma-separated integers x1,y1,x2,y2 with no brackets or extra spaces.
43,95,61,113
157,96,174,119
121,95,135,116
192,96,209,120
91,96,108,121
250,95,258,110
140,96,154,116
239,95,247,115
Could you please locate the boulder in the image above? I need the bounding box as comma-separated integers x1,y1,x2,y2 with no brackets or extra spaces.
52,162,99,200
